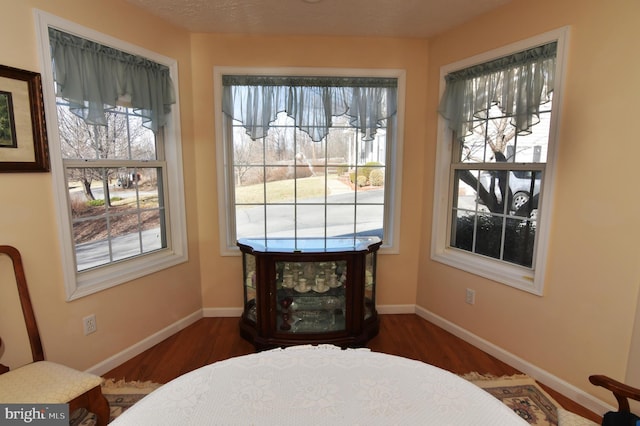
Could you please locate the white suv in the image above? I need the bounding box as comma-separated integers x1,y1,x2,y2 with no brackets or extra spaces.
479,170,541,211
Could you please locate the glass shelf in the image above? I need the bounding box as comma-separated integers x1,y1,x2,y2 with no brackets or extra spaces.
275,260,347,334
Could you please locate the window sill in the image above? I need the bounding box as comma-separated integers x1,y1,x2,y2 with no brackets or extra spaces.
431,247,542,296
65,249,188,301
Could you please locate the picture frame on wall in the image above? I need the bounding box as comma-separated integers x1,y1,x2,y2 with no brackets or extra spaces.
0,65,49,172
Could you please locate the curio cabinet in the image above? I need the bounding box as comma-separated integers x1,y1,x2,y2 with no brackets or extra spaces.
238,237,381,350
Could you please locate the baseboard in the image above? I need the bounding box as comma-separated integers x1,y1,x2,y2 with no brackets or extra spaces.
202,307,243,317
376,304,415,314
86,309,203,376
414,305,613,416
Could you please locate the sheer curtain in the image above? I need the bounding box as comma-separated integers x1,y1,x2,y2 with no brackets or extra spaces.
222,75,397,142
438,42,557,140
48,28,175,133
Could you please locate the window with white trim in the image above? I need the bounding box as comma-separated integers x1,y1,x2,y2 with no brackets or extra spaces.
35,12,188,300
432,29,568,294
215,70,404,253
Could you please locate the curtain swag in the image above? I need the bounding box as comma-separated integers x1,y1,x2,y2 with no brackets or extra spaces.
222,75,398,142
438,41,557,140
48,28,176,133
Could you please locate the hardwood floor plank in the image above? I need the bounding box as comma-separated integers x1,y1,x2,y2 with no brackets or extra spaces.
103,314,601,423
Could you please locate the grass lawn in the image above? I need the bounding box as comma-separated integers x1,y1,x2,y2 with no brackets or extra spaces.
236,175,341,204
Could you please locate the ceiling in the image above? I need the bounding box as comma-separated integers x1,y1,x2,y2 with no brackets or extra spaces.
125,0,513,39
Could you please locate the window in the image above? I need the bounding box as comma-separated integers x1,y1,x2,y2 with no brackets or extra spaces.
215,69,405,253
35,12,187,300
432,29,569,294
57,104,167,271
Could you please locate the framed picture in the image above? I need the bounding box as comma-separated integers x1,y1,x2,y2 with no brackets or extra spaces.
0,65,49,172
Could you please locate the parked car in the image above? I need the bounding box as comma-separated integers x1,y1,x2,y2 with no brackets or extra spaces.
479,170,541,211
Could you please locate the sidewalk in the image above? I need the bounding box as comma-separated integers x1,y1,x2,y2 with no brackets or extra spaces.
326,176,352,195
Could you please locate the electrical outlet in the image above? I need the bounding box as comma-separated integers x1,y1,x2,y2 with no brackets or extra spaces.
83,314,97,335
465,288,476,305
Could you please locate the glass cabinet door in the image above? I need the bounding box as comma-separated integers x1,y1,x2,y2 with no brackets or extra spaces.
364,251,376,320
275,260,347,333
243,252,257,323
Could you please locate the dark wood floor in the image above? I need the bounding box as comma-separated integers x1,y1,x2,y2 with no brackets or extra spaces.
104,314,602,423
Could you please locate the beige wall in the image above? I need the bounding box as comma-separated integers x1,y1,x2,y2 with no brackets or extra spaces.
0,0,202,371
190,33,427,310
419,0,640,404
2,0,638,409
0,0,426,371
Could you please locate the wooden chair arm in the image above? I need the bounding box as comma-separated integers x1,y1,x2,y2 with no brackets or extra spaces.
589,374,640,412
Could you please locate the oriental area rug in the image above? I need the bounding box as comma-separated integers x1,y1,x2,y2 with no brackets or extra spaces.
462,373,598,426
70,379,162,426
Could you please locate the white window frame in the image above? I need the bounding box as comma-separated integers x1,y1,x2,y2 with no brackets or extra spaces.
34,10,188,300
214,67,405,256
431,27,569,295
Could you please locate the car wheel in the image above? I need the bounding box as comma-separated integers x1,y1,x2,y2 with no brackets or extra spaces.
512,192,529,210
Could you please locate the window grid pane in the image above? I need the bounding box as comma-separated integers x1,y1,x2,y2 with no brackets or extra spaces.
60,97,169,271
449,97,551,269
231,107,389,242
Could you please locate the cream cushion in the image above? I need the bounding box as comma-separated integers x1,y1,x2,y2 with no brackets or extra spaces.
0,361,103,403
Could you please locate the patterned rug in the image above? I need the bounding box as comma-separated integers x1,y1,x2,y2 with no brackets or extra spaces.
463,373,598,426
70,379,162,425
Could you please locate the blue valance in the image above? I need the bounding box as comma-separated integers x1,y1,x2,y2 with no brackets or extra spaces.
222,75,398,142
438,42,557,139
48,28,175,133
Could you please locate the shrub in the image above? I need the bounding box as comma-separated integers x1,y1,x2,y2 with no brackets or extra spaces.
369,168,385,186
293,164,314,178
349,171,367,185
70,196,87,213
266,166,289,182
356,175,368,187
452,214,536,267
336,164,349,175
86,199,105,207
359,162,383,180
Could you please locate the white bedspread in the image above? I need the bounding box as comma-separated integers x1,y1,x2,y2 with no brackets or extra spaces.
111,344,527,425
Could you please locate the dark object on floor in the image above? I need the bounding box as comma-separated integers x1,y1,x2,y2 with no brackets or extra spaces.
589,375,640,426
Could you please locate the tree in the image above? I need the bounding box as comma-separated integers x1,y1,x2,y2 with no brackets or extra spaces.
457,118,537,217
233,138,259,186
56,104,150,202
452,117,540,267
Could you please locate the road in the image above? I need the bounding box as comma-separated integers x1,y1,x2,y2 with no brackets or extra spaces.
74,183,384,270
235,189,384,239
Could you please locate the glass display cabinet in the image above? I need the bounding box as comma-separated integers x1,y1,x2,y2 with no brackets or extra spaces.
238,237,381,350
